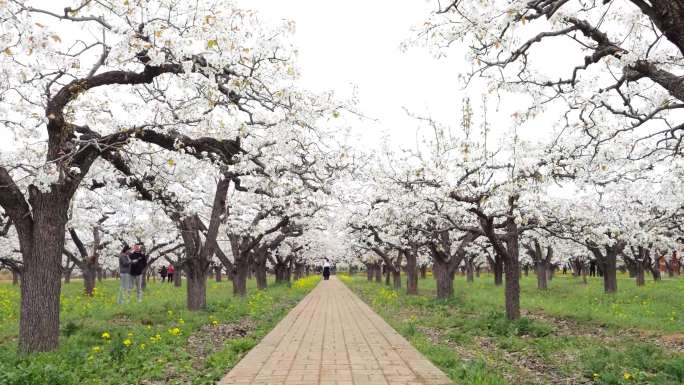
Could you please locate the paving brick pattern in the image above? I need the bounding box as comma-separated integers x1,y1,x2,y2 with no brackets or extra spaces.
219,277,452,385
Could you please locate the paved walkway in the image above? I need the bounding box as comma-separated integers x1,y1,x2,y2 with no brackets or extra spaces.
219,277,451,385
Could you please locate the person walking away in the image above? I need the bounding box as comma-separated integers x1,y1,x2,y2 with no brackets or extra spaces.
117,246,132,304
167,264,175,283
323,258,331,281
129,245,148,302
159,265,168,282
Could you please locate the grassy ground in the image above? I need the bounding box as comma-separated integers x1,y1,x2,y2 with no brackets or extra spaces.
340,273,684,385
0,275,320,385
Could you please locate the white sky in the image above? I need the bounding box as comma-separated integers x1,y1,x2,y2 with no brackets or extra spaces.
239,0,471,148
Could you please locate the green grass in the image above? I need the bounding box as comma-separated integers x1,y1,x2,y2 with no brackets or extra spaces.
341,273,684,385
449,273,684,333
0,275,320,385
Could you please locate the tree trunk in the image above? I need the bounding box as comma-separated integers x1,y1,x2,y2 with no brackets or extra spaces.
254,259,268,290
503,255,521,320
141,266,148,290
274,263,291,284
83,266,96,296
603,251,618,293
626,262,637,278
186,260,208,311
392,269,401,290
19,194,69,353
503,222,521,320
636,263,645,286
366,264,373,281
12,270,19,285
432,259,454,299
374,263,382,283
174,266,182,287
62,268,71,283
466,260,474,283
214,266,222,282
420,265,427,279
535,262,548,290
233,258,248,296
294,263,305,281
493,255,503,286
96,267,103,282
405,253,418,295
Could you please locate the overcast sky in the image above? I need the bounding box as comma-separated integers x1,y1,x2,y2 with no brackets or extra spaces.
238,0,472,148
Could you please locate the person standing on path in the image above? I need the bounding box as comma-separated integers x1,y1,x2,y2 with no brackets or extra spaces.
323,258,331,280
159,265,168,282
129,244,148,302
167,264,175,283
117,245,132,304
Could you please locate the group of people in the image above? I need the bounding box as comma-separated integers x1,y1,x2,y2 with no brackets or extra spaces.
117,244,148,304
158,264,175,282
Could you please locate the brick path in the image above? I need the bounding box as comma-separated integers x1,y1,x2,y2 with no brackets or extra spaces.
219,277,452,385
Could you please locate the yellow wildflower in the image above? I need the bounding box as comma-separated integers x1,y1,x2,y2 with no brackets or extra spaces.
101,332,111,340
123,338,132,347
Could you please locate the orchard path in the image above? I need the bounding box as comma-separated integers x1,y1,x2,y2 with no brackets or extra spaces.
219,276,452,385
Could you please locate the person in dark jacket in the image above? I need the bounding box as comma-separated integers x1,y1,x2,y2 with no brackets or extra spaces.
117,245,132,304
322,258,331,280
129,244,148,302
159,265,168,282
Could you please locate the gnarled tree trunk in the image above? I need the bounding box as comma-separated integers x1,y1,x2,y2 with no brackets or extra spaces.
83,265,97,296
405,252,418,295
274,262,291,284
535,262,548,290
432,258,454,299
491,255,503,286
174,266,182,287
18,192,69,353
392,269,401,290
233,258,248,296
603,251,618,293
254,256,268,290
465,259,474,283
186,259,208,311
503,235,521,320
294,263,305,281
